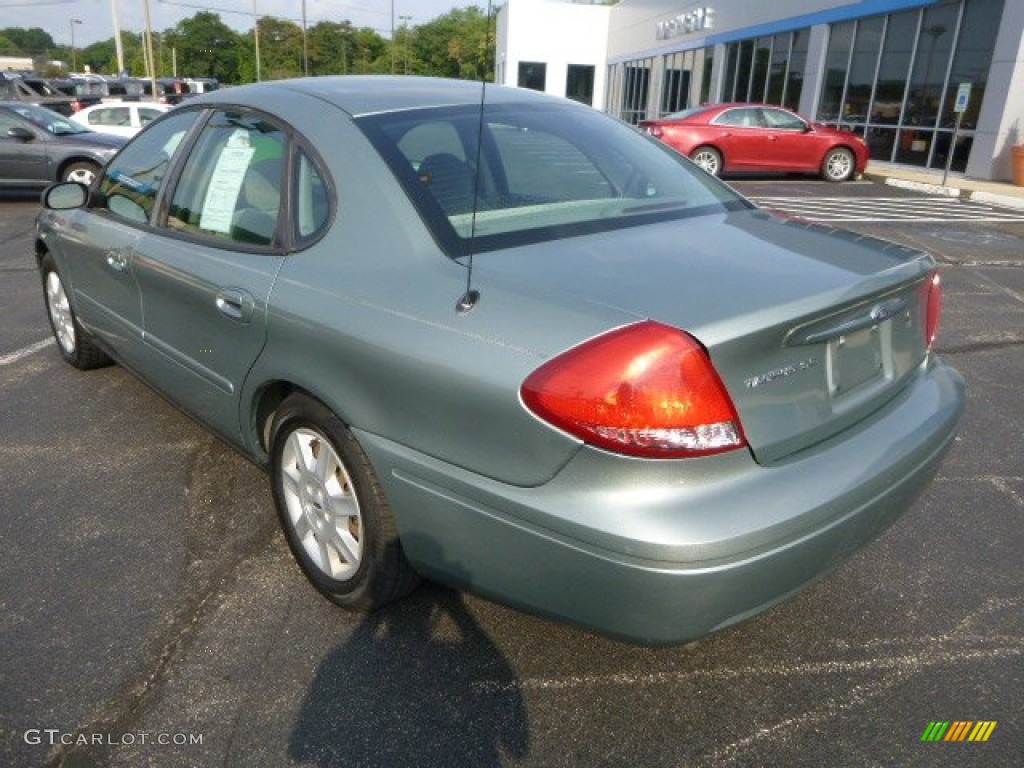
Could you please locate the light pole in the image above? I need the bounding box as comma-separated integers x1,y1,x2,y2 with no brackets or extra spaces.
69,18,81,72
252,0,261,82
399,15,412,75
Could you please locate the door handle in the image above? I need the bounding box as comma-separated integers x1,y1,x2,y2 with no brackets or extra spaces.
215,288,255,323
106,249,129,272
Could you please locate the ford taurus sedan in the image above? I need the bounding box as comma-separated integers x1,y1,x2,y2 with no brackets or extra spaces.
35,77,963,645
639,103,870,181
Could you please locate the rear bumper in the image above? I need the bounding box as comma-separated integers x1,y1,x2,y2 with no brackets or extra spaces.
358,357,964,645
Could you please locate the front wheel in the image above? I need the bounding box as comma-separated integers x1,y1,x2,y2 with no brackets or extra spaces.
821,147,855,182
62,160,100,186
269,394,420,611
689,146,722,177
40,253,111,370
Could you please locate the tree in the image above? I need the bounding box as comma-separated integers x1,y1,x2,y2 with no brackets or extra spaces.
257,16,304,80
0,26,55,55
413,7,495,81
164,12,240,82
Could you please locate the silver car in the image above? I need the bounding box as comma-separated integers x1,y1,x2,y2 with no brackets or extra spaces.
35,77,964,645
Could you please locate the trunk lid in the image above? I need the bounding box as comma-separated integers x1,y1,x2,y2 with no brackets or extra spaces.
479,209,936,464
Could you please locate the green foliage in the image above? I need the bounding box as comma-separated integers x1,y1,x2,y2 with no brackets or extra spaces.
0,26,55,55
1,7,497,84
413,7,495,81
165,12,240,82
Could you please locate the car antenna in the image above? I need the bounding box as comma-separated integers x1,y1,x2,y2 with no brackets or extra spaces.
456,0,493,315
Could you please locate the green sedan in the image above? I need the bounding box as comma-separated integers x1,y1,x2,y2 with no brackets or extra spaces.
35,77,964,645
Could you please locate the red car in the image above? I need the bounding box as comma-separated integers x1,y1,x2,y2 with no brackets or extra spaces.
639,103,870,182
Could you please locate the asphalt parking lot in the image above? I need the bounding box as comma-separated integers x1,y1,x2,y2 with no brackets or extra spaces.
1,179,1022,768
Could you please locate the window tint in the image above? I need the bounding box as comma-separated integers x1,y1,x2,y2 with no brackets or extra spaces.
167,110,286,246
139,108,163,124
359,103,747,254
714,108,761,127
90,107,130,127
98,109,199,223
295,149,329,239
762,108,806,130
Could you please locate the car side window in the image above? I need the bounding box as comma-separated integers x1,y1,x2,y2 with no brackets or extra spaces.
714,109,761,128
294,148,330,240
762,109,806,131
0,111,26,135
98,109,200,224
166,110,286,247
139,108,162,124
91,107,130,127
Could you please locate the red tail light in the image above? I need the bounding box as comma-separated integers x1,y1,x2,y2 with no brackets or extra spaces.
645,125,663,138
924,271,942,349
521,321,746,458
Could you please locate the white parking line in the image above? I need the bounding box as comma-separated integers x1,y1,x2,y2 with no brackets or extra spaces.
749,195,1024,223
0,338,53,366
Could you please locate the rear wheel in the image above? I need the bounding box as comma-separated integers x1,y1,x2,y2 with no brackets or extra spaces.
40,253,111,369
821,147,855,182
269,394,420,610
689,146,722,176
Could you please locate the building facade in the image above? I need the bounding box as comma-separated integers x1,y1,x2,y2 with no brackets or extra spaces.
497,0,1024,181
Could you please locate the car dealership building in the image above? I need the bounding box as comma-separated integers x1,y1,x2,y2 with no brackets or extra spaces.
496,0,1024,181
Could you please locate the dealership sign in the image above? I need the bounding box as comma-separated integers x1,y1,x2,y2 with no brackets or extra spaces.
656,7,715,40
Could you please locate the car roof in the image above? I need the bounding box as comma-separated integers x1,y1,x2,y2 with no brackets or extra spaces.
186,75,561,118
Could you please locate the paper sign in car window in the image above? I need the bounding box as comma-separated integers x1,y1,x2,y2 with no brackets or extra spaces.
198,143,255,234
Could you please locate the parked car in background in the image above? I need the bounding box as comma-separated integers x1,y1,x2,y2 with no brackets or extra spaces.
47,78,104,113
639,103,870,181
34,77,962,645
139,77,190,105
0,102,125,186
184,77,220,95
0,72,75,115
70,101,172,137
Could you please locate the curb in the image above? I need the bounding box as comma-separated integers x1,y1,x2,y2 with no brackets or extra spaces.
864,172,1024,211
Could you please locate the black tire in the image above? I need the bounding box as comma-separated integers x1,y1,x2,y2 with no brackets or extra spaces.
269,394,420,611
62,160,100,186
821,147,855,182
40,253,112,370
689,146,722,176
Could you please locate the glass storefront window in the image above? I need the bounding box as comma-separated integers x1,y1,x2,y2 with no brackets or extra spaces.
619,58,653,124
904,2,960,131
518,62,547,91
751,37,772,102
567,64,595,106
700,48,714,105
942,0,1000,132
785,30,807,110
819,22,854,122
844,17,884,129
765,33,790,106
873,11,917,127
814,0,1003,172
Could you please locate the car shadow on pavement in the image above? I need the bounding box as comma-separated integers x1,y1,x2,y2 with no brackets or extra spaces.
289,544,530,767
0,189,43,203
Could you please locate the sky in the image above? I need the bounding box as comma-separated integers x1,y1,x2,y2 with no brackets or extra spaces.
0,0,486,47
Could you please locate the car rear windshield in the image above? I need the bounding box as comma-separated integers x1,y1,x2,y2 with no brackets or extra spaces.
357,101,749,256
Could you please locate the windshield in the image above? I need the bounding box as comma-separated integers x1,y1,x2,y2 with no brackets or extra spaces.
10,103,91,135
358,101,749,255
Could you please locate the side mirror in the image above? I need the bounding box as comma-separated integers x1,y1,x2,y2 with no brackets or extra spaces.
7,126,34,142
42,181,88,210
